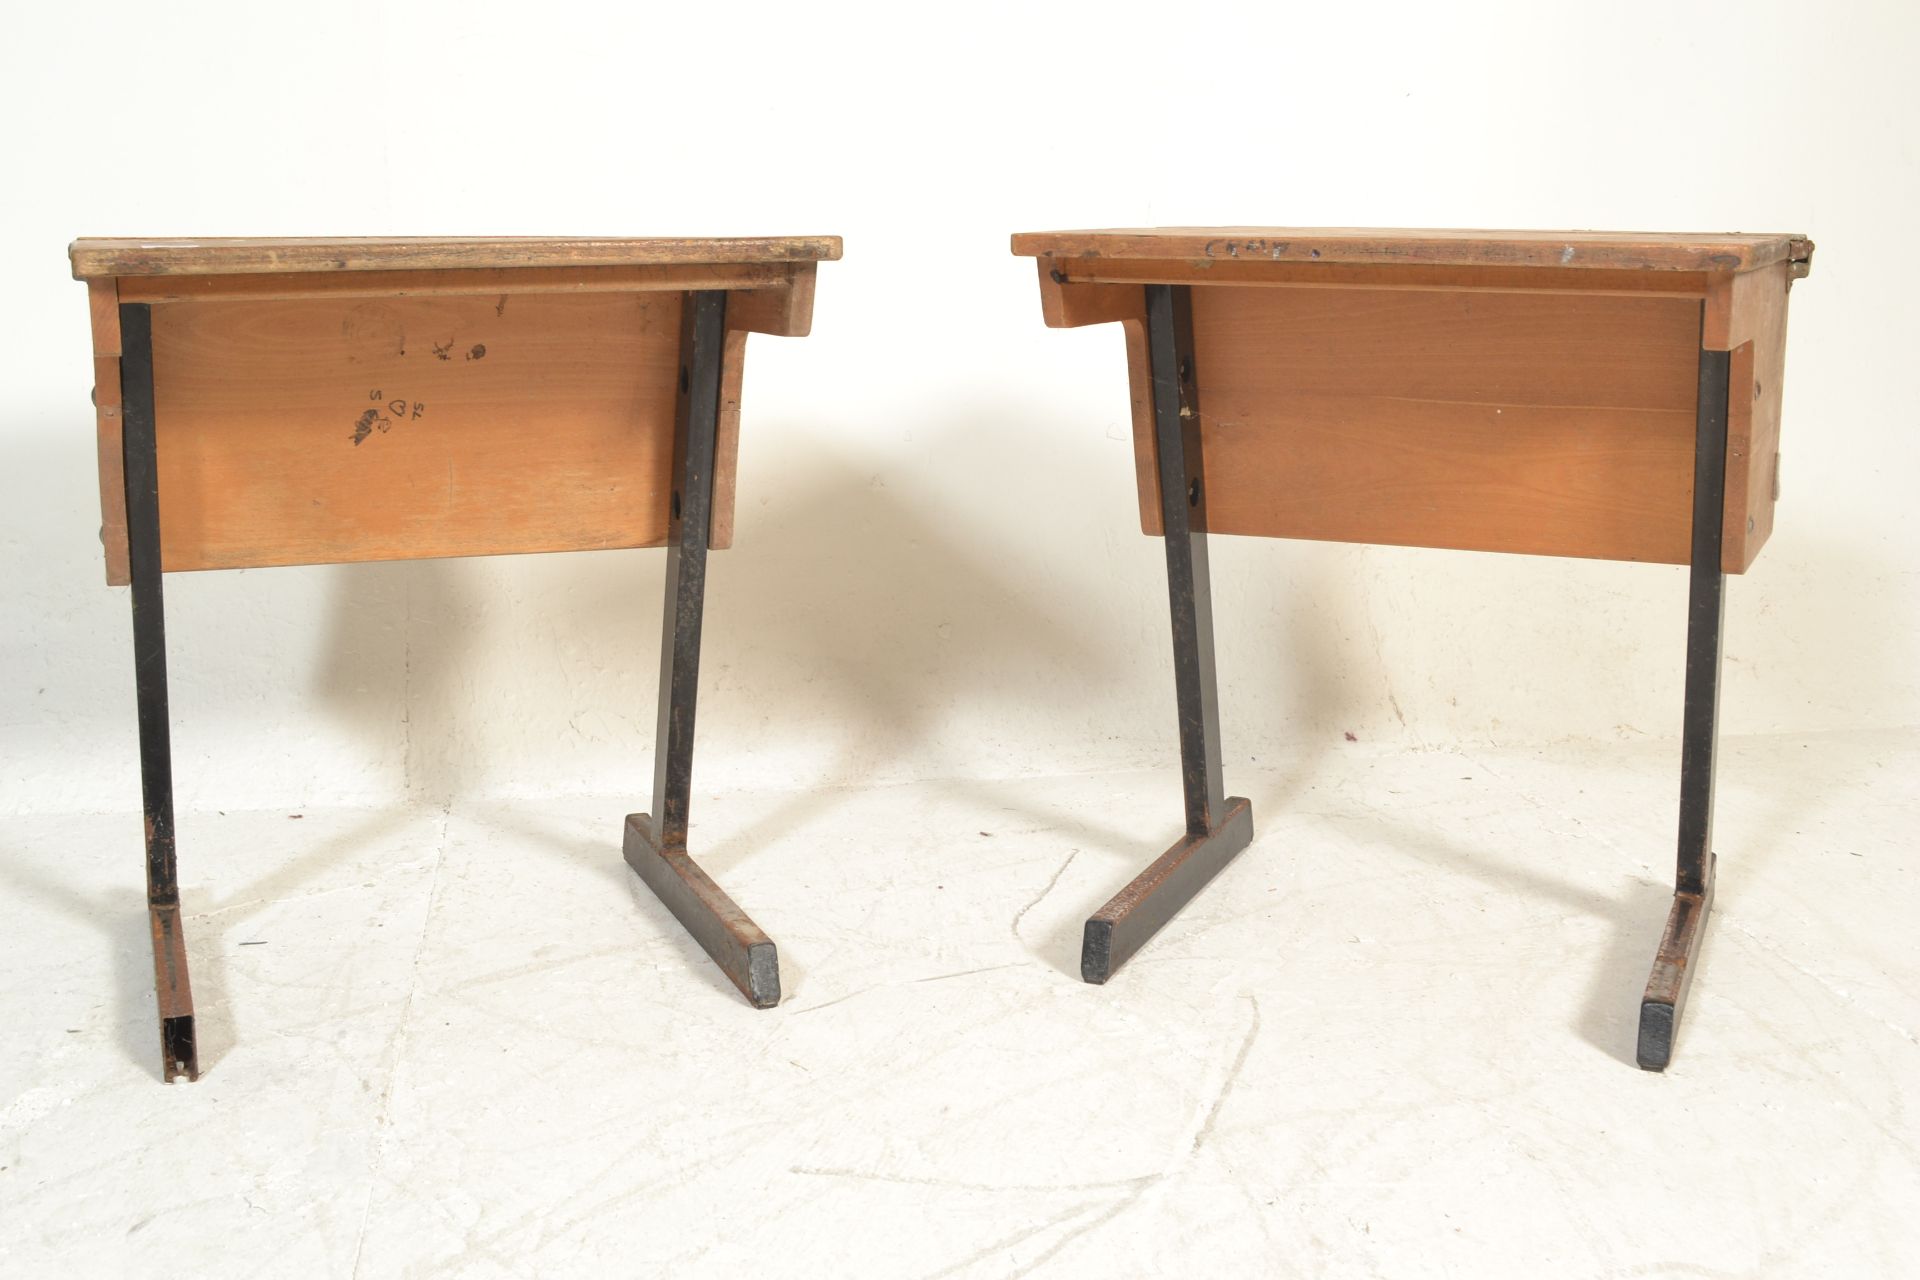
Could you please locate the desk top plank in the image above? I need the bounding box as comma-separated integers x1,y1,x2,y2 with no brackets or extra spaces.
1012,228,1811,275
71,235,842,280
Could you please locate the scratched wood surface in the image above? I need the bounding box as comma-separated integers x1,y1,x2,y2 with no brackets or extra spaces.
142,290,701,573
111,262,798,304
71,235,842,279
1013,228,1812,275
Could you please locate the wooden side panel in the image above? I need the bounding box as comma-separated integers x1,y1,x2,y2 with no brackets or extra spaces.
1035,260,1147,329
711,330,749,550
96,355,128,584
1154,285,1712,565
146,290,701,571
87,280,131,584
725,262,819,337
1708,263,1793,571
1121,317,1161,536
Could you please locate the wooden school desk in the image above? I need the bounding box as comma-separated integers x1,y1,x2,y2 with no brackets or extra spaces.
1013,227,1813,1070
71,235,841,1081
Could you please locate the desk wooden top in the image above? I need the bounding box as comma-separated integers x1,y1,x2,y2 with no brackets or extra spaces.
1012,227,1812,275
70,235,843,280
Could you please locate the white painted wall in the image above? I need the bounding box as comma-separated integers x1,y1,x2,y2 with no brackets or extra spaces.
2,0,1914,814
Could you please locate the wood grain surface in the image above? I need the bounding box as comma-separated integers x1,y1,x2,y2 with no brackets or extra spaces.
1013,227,1811,275
142,290,693,572
1144,285,1714,565
72,235,842,279
81,249,832,580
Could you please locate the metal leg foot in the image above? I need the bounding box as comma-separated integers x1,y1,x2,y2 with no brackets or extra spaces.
1637,857,1716,1071
624,814,779,1007
620,290,781,1006
1082,796,1254,983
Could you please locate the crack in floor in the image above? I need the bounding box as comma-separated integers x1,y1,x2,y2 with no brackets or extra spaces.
1719,912,1920,1051
347,805,452,1280
1009,849,1078,940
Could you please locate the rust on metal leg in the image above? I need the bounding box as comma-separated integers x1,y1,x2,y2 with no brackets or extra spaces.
124,301,199,1083
621,291,782,1007
1081,284,1257,985
1082,796,1255,983
1637,330,1733,1072
624,813,779,1007
1638,855,1717,1071
148,903,199,1081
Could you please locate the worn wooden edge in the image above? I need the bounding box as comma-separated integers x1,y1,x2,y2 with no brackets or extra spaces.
1013,229,1809,274
155,534,685,576
112,261,796,304
724,262,819,337
623,813,780,1008
72,235,843,279
1041,257,1723,299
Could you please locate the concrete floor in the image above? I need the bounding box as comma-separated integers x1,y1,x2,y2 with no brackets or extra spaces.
2,732,1915,1277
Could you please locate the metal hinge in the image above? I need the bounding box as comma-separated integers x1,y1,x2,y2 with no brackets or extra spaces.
1787,238,1815,280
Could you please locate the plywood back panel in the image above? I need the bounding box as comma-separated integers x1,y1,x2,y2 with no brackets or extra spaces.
148,289,691,572
1152,285,1707,564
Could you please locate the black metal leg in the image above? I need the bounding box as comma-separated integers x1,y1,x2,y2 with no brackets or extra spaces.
623,291,779,1008
1082,285,1254,983
120,302,199,1083
1637,322,1731,1071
